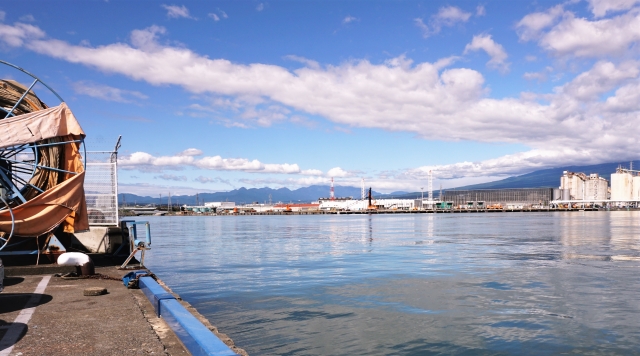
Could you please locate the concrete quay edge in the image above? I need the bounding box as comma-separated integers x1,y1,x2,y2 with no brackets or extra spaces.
1,265,248,356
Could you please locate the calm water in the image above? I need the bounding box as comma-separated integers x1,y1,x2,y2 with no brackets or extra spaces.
143,212,640,355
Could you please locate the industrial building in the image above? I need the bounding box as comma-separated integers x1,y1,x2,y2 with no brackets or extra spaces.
441,188,554,209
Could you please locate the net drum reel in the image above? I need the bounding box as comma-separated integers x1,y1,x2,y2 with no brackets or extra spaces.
0,60,88,253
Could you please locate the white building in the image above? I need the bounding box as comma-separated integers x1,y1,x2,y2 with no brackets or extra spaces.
560,171,608,200
318,198,417,211
204,201,236,210
611,171,634,201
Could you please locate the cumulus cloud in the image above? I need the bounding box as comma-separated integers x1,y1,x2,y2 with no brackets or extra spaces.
301,169,323,176
518,5,640,58
178,148,203,156
0,22,45,47
559,60,639,101
516,5,566,41
209,13,220,21
588,0,640,17
415,6,472,38
464,34,509,71
161,4,193,19
119,150,307,175
5,22,640,183
327,167,350,177
71,81,148,103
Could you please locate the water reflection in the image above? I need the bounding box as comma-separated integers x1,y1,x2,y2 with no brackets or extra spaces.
144,212,640,355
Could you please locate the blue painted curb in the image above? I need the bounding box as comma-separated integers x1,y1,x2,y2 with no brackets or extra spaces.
139,277,236,356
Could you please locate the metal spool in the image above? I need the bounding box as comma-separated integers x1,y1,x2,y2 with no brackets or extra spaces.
0,60,86,251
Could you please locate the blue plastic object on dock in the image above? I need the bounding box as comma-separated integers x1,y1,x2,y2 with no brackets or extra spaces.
138,276,236,356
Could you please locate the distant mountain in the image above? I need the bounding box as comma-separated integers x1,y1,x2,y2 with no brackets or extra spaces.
120,185,382,206
119,161,635,206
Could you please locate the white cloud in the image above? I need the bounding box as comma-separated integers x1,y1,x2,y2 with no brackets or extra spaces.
178,148,203,156
0,11,5,22
155,174,187,181
161,4,193,19
256,3,264,11
436,6,472,24
464,34,509,71
603,81,640,112
343,16,357,24
476,5,486,17
208,13,220,21
541,10,640,57
588,0,640,17
219,9,228,18
301,169,323,176
415,6,472,38
71,81,148,103
119,150,307,175
327,167,350,177
0,22,45,47
516,5,566,41
518,5,640,58
559,60,639,101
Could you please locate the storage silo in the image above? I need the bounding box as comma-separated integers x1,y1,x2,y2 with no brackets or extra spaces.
611,172,633,201
633,175,640,201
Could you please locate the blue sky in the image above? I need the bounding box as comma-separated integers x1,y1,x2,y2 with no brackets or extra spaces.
1,0,640,195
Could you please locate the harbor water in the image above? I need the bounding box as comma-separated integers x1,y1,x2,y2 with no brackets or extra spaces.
144,212,640,355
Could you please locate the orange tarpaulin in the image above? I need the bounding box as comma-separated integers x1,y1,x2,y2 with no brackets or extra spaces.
0,102,84,149
0,172,87,236
0,103,88,236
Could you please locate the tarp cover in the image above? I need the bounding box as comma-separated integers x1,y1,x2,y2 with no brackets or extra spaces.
0,102,84,150
0,102,88,236
0,172,88,236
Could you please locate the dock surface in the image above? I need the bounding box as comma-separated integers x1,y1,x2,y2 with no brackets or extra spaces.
0,266,234,355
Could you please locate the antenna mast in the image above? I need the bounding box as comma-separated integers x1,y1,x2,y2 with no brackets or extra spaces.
330,177,335,200
361,178,365,200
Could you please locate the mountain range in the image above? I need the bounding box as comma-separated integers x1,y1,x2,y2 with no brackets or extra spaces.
120,161,634,206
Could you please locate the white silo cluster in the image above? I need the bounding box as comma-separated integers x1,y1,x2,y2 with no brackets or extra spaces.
611,169,640,201
560,171,608,200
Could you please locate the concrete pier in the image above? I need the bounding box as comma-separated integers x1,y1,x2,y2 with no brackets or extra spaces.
0,265,247,355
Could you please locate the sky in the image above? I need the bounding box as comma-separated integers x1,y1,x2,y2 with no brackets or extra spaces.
1,0,640,196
